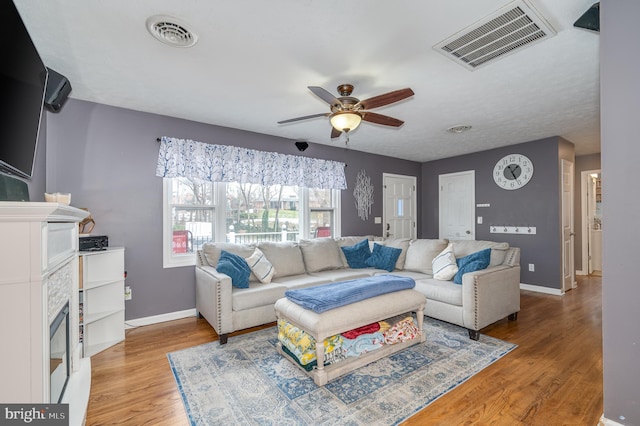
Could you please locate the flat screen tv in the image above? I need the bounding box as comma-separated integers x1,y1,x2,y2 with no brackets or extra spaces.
0,0,48,179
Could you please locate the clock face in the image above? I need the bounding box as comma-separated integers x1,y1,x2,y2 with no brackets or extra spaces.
493,154,534,190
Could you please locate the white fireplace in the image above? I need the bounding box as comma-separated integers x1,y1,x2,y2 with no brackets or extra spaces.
0,202,91,425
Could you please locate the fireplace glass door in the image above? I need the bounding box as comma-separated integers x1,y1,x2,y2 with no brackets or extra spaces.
50,302,70,403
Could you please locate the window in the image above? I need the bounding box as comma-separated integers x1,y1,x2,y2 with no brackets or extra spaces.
225,183,300,245
309,188,338,238
163,178,215,268
163,178,341,268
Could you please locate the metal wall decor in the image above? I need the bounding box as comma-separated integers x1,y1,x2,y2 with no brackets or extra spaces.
354,169,374,221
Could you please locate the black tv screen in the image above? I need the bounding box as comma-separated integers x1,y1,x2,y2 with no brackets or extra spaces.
0,0,48,179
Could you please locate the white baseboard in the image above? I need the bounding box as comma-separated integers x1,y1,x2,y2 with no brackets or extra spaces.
600,414,624,426
125,308,197,329
520,283,563,295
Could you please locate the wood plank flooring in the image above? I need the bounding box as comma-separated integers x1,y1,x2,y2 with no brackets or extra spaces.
86,275,602,425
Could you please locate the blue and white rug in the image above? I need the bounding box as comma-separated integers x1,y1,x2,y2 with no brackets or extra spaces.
168,317,516,425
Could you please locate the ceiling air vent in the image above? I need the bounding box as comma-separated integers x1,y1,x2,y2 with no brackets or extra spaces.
146,15,198,48
433,0,556,70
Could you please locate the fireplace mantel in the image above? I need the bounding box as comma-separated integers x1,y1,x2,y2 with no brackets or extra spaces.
0,201,90,425
0,201,89,222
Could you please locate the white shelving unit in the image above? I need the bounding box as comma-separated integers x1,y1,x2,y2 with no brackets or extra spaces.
79,247,125,357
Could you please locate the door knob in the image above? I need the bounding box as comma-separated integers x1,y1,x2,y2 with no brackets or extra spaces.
466,230,471,234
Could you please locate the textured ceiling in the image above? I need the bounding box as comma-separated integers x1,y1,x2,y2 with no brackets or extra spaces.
14,0,600,162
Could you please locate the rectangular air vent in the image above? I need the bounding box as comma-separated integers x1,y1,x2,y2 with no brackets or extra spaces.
433,0,556,70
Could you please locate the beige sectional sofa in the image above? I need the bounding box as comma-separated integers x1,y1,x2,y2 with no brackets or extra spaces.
195,237,521,344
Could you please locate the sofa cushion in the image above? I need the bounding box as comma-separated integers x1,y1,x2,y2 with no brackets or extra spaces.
340,238,371,268
232,282,288,311
275,273,334,290
403,239,449,274
217,250,251,288
432,243,459,280
299,238,344,273
245,247,275,283
335,236,373,267
450,240,510,267
365,243,402,272
453,248,491,284
257,241,306,279
381,238,411,270
414,278,463,306
202,242,255,267
310,268,378,282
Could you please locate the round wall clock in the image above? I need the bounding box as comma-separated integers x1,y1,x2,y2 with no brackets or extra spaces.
493,154,534,190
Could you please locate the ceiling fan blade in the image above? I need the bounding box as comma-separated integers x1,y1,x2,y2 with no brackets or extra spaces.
362,111,404,127
277,112,329,124
308,86,343,107
357,88,414,110
331,127,342,139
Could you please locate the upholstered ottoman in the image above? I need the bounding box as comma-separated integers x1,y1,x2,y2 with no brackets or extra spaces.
274,289,426,386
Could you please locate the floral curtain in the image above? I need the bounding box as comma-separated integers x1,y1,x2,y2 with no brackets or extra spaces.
155,136,347,190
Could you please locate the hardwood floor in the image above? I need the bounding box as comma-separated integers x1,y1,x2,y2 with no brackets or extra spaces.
86,275,603,425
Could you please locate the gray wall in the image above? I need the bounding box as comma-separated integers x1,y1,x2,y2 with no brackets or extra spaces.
574,153,601,272
44,99,421,320
601,1,640,424
421,137,569,290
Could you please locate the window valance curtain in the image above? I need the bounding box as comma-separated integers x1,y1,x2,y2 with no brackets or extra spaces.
155,136,347,190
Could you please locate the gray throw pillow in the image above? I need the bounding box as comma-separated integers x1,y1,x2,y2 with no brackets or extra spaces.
257,241,306,278
298,238,344,273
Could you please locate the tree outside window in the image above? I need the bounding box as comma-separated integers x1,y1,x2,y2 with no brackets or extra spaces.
163,178,340,267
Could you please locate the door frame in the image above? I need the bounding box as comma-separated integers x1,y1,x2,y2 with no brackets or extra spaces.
561,159,576,292
579,169,601,276
382,173,417,239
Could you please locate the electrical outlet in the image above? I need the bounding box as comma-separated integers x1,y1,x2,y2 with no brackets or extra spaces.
528,264,535,272
124,285,132,300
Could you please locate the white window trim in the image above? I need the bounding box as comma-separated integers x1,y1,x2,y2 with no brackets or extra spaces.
163,179,198,268
163,179,342,268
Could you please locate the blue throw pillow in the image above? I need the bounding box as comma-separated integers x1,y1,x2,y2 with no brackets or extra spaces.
453,248,491,284
217,250,251,288
340,238,371,268
365,243,402,272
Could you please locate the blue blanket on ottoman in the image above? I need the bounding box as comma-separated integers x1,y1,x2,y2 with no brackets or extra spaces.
284,274,415,313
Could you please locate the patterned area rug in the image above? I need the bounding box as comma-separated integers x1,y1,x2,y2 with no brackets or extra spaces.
168,317,516,425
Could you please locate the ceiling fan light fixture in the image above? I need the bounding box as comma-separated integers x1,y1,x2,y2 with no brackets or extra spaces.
330,111,362,133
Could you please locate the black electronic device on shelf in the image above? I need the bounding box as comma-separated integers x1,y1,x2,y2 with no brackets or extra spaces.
79,235,109,251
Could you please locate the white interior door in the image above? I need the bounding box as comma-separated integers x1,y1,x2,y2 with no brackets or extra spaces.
587,174,596,274
562,159,575,292
439,171,475,240
382,174,416,239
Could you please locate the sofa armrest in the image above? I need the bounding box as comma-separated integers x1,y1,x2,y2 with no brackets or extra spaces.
460,265,521,331
195,265,234,337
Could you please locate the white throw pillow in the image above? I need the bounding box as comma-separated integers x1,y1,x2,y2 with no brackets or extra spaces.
245,248,275,283
432,243,459,280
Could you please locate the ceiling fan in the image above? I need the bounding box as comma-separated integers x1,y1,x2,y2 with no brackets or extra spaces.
278,84,415,139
